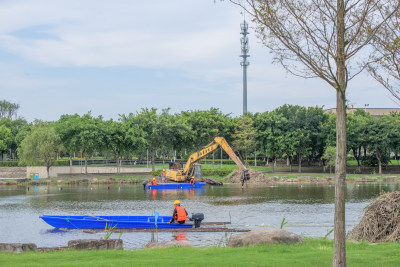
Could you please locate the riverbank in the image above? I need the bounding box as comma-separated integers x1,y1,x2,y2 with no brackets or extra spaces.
1,172,400,186
0,239,399,266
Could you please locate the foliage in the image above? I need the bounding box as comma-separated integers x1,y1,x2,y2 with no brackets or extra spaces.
362,154,390,167
0,100,20,119
151,170,162,176
232,115,257,165
17,122,63,177
280,217,288,229
0,161,19,167
104,223,118,240
0,124,12,153
322,146,336,168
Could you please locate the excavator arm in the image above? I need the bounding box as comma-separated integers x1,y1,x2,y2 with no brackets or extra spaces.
183,137,250,182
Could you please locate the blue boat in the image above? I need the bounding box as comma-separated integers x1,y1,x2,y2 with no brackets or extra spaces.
39,215,194,229
148,182,206,190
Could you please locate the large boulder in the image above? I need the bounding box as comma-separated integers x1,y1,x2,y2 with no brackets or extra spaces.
144,240,193,249
227,229,303,247
68,239,123,250
0,243,37,253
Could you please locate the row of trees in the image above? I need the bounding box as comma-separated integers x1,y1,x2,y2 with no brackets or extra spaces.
2,103,400,177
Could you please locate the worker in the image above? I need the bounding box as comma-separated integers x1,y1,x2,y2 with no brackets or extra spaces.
151,178,157,185
190,176,195,185
169,200,188,224
162,170,166,182
142,180,148,190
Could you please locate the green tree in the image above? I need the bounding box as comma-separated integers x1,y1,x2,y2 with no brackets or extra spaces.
365,115,399,174
0,125,12,157
0,117,28,159
255,111,281,172
124,108,190,171
181,108,234,151
18,122,63,178
322,146,336,174
77,113,103,174
0,100,20,119
346,110,371,172
232,115,257,166
54,114,82,166
101,119,143,173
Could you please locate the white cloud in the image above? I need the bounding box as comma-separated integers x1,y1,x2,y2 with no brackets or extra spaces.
0,0,241,69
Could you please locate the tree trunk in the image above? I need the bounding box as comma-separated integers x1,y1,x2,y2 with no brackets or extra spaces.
333,1,347,264
376,150,382,174
298,153,302,173
46,164,50,178
151,150,156,171
116,155,120,174
84,151,88,174
333,1,347,263
69,156,72,167
271,158,275,172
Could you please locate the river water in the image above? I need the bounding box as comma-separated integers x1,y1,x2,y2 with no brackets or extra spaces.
1,183,399,249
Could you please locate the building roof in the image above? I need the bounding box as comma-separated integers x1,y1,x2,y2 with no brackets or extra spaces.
324,108,400,116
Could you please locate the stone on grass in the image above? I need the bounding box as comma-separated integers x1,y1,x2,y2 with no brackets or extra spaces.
227,229,303,247
0,243,37,253
144,240,193,249
68,239,123,250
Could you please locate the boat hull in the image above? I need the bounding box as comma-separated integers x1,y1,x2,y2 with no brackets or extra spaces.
39,215,193,229
148,182,206,190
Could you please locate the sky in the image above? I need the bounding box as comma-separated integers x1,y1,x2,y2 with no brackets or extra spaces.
0,0,398,122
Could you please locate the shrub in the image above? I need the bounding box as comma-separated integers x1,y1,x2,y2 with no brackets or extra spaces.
0,161,20,167
362,153,390,167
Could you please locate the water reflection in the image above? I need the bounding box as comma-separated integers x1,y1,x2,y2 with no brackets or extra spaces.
0,183,399,249
173,232,187,241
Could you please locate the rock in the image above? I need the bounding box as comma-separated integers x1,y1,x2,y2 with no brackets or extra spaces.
68,239,123,250
144,240,194,249
57,180,63,183
271,176,279,181
0,243,37,253
227,229,303,247
91,178,98,183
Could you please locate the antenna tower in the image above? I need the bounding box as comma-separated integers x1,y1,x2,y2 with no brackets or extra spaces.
240,20,250,115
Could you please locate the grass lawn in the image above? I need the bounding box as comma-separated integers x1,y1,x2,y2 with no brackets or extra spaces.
0,239,399,267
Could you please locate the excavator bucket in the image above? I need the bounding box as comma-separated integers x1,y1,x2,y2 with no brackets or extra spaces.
242,169,250,181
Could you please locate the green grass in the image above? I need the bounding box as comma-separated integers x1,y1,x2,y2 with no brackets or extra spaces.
0,239,399,266
347,159,400,166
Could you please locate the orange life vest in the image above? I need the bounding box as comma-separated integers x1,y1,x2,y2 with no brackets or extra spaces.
152,180,157,185
174,206,187,222
190,178,195,185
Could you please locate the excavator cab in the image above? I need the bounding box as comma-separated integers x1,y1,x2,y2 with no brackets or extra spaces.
193,164,202,179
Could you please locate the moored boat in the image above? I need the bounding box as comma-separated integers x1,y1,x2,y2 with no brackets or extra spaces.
148,182,206,190
39,214,204,229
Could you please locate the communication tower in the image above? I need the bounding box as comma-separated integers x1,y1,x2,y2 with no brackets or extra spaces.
240,20,250,114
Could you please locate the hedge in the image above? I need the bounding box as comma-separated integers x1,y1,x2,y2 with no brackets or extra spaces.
0,161,20,167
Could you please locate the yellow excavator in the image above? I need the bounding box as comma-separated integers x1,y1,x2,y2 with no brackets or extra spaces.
163,137,250,185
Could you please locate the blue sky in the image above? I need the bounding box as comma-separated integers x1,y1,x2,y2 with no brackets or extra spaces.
0,0,397,122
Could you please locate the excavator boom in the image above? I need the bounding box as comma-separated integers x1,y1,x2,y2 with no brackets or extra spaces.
181,137,249,182
164,137,250,183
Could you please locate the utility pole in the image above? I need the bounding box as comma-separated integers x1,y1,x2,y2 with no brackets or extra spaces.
240,20,250,115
